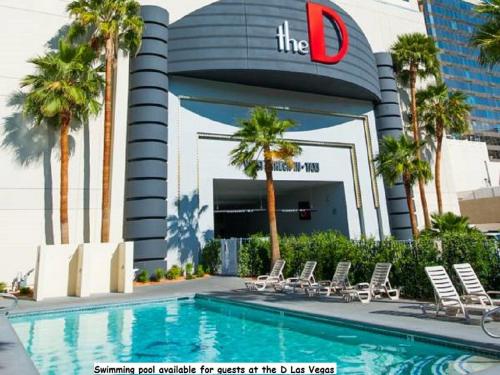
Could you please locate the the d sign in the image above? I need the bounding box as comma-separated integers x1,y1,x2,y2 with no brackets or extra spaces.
306,1,349,64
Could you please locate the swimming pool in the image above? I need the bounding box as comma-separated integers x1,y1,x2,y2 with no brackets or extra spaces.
9,297,499,375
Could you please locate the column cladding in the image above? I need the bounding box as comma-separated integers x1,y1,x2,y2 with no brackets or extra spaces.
125,5,169,272
374,53,414,240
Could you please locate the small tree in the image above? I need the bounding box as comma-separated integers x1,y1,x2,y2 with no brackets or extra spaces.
67,0,144,242
471,0,500,67
229,107,301,265
391,33,440,229
376,135,432,238
417,83,471,214
428,212,478,235
21,40,102,243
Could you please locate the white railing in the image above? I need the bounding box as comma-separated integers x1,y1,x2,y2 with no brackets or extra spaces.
458,186,500,201
0,293,18,316
482,306,500,339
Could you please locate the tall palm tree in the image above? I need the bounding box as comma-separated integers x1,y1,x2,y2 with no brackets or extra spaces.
417,83,471,214
471,0,500,67
391,33,440,229
21,40,102,244
230,107,301,265
67,0,144,242
375,135,432,238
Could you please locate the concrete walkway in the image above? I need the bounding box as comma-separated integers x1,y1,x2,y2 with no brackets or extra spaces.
2,276,500,374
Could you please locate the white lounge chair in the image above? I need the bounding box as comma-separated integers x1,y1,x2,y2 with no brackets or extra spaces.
245,260,286,291
425,265,495,320
342,263,400,304
306,262,351,297
453,263,500,306
275,261,317,293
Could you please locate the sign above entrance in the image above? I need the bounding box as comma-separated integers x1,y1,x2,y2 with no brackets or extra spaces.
255,161,320,173
277,2,349,65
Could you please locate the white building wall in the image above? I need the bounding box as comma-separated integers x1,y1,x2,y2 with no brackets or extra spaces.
0,1,128,284
412,138,500,228
445,139,500,191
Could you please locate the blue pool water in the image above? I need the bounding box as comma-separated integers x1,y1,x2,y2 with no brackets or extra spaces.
9,297,498,375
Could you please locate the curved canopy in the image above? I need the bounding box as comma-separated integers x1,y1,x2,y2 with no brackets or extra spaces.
168,0,381,102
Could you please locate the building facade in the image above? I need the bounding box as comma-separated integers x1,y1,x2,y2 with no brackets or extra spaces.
423,0,500,160
0,0,437,280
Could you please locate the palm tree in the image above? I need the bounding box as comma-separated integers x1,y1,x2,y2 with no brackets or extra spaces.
375,135,432,238
391,33,440,229
417,83,471,214
229,107,301,264
471,0,500,67
21,40,102,244
67,0,144,242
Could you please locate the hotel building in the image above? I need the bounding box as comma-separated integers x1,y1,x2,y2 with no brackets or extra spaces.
0,0,498,281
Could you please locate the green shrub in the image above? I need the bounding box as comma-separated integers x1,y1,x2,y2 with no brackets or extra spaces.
150,268,165,282
235,230,499,300
200,240,221,274
166,265,182,280
238,234,270,277
19,287,31,295
185,263,194,276
196,265,205,278
136,269,149,283
0,282,7,293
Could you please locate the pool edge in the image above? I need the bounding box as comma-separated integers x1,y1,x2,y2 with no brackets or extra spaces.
0,315,39,375
194,294,500,359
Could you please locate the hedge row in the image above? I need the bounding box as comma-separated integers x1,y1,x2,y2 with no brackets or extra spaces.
201,231,500,300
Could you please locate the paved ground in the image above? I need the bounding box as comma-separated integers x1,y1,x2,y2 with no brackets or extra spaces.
2,276,500,374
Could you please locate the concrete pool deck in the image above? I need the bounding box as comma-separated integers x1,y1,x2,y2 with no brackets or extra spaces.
1,276,500,374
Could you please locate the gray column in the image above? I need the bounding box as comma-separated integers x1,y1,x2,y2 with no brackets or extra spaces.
374,53,413,240
125,5,169,272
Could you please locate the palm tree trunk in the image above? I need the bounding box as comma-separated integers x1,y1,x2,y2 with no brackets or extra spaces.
60,115,70,244
409,68,431,229
101,37,115,242
264,156,280,265
435,128,444,214
403,174,418,239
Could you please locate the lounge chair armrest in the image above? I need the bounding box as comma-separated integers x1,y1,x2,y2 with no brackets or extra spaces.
285,277,299,283
257,275,270,280
487,291,500,297
441,297,462,304
318,280,332,286
461,294,484,302
356,282,370,290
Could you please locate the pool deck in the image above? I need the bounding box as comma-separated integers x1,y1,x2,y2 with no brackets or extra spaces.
2,276,500,374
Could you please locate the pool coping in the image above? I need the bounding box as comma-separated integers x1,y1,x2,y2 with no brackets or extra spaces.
7,295,195,318
0,315,39,375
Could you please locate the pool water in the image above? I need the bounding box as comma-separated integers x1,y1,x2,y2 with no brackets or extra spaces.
9,297,499,375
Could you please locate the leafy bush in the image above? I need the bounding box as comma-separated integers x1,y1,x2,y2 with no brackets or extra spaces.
136,269,149,283
235,230,499,300
238,235,270,277
166,265,182,280
19,287,31,296
196,265,205,278
185,263,194,276
150,268,165,282
200,239,221,274
0,282,7,293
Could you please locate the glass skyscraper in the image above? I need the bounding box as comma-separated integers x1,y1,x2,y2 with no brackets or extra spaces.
423,0,500,160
